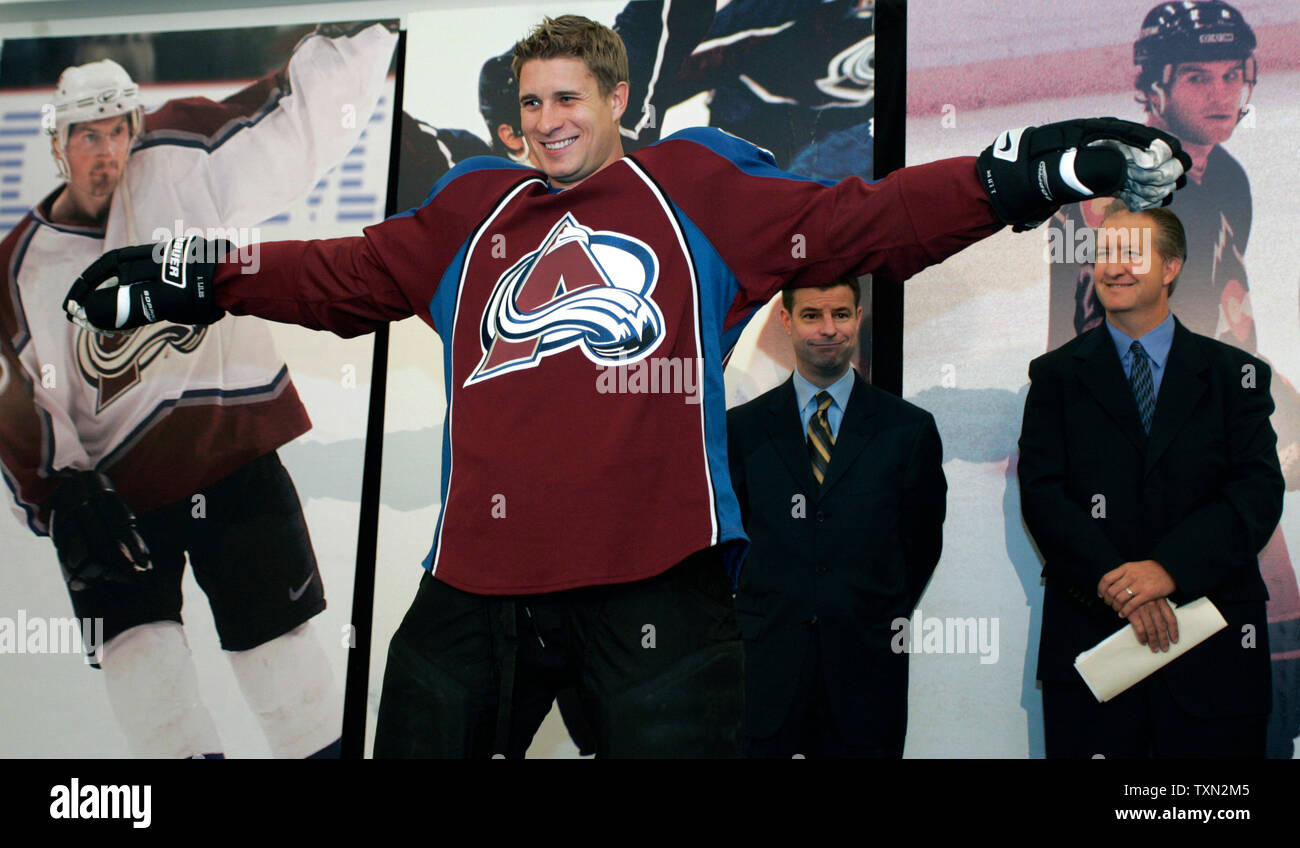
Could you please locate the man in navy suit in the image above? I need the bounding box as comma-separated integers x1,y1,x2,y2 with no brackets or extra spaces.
728,276,946,757
1019,204,1282,758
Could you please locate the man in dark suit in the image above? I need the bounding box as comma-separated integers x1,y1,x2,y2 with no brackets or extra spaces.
728,277,946,758
1019,204,1283,758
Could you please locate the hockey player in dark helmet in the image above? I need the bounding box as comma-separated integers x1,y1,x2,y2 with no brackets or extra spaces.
479,52,533,165
1134,0,1255,182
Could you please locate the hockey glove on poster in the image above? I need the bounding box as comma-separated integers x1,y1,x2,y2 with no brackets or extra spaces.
49,470,152,591
976,117,1191,231
65,235,232,333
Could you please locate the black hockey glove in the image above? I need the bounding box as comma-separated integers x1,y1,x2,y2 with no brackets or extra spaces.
48,470,152,592
976,117,1192,231
64,235,232,334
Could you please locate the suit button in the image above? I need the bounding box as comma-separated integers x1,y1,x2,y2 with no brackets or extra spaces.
804,615,819,628
816,511,825,523
816,566,828,575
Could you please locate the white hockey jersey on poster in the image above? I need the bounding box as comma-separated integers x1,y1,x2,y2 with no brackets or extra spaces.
0,23,397,533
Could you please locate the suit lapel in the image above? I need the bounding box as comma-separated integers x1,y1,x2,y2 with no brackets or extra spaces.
762,377,820,495
818,373,880,499
1073,325,1147,455
1145,320,1208,475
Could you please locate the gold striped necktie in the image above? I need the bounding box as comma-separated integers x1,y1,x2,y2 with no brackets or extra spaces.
808,390,835,485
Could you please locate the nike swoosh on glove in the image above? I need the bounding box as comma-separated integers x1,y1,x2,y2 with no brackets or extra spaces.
976,117,1192,232
64,235,233,334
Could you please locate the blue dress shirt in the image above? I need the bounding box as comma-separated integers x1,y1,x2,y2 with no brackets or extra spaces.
793,368,855,441
1106,312,1175,399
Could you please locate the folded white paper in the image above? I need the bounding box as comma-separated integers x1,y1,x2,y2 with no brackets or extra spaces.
1074,597,1227,703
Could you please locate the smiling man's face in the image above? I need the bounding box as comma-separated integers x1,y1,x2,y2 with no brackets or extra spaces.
518,56,627,190
1094,210,1181,332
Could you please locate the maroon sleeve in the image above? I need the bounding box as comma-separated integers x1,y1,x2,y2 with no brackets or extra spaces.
213,232,419,337
632,130,1001,320
213,164,539,337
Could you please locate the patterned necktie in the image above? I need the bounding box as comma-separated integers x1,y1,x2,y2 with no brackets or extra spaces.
808,391,835,485
1129,340,1156,434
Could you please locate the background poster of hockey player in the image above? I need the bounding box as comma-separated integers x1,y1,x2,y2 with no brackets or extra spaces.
370,0,877,757
903,0,1300,757
0,21,398,757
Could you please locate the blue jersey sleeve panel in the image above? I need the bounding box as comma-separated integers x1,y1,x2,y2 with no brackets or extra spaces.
658,126,842,187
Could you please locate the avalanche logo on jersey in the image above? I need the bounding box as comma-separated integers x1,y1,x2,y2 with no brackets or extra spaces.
465,213,664,387
76,324,207,412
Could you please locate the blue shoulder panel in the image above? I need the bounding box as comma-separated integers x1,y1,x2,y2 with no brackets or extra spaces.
653,126,841,187
390,155,539,221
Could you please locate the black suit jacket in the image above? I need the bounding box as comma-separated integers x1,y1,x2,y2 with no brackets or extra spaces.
727,371,946,745
1018,318,1283,718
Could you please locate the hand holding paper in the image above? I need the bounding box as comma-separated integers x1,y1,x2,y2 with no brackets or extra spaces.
1126,598,1179,653
1074,597,1227,703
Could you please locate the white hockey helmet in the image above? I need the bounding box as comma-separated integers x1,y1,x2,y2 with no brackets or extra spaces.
48,59,144,179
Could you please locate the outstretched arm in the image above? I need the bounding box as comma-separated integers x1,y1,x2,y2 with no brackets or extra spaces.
68,157,537,338
640,118,1190,334
65,229,416,339
137,22,398,229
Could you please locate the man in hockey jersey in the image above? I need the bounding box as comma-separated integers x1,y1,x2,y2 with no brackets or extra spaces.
1045,0,1300,757
0,23,397,758
66,14,1191,757
473,0,716,165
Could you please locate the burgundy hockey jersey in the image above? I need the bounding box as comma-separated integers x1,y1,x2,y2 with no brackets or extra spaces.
213,128,1000,594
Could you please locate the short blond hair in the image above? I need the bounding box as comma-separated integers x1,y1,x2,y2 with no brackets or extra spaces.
511,15,629,97
1101,201,1188,296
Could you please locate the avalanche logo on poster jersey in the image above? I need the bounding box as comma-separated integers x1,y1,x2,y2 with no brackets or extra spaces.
76,324,207,412
466,213,664,387
816,35,875,107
